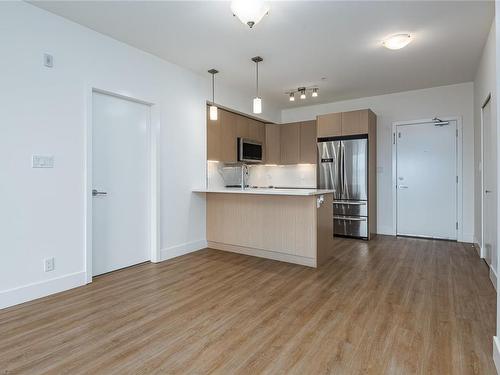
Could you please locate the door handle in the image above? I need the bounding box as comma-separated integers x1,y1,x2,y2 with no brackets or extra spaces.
485,190,493,194
92,189,107,196
398,185,408,189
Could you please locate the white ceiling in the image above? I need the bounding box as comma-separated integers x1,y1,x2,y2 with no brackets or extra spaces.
32,1,494,109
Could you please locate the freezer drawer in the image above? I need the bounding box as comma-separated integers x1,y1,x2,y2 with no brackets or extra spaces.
333,200,368,217
334,215,368,238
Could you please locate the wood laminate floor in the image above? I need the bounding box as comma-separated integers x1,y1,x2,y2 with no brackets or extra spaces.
0,236,496,374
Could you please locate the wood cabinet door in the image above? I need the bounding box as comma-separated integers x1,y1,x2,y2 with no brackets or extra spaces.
265,124,280,164
341,110,368,135
220,110,237,162
280,123,300,165
317,113,342,138
299,120,317,164
236,115,249,140
206,106,221,161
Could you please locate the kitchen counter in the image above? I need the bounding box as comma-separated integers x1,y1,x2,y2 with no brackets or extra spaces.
201,189,335,268
193,188,334,196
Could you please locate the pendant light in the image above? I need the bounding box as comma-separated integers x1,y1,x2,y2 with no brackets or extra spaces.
252,56,263,114
208,69,219,121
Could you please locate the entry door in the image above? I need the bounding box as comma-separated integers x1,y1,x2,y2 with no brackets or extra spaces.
482,98,496,265
92,92,150,276
396,121,457,239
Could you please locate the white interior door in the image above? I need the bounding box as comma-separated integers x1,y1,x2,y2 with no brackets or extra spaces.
482,98,496,266
396,121,457,239
92,92,150,276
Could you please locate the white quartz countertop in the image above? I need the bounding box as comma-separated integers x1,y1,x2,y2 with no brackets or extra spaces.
193,188,334,196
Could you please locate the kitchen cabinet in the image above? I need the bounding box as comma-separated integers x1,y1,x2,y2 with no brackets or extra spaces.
265,124,281,164
220,110,237,162
341,110,368,136
280,123,301,165
317,109,373,137
206,107,266,163
299,121,317,164
317,113,341,138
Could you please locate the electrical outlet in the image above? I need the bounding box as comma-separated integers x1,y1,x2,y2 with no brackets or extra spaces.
44,257,55,272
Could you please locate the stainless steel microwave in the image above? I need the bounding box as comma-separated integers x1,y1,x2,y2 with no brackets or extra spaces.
238,138,263,163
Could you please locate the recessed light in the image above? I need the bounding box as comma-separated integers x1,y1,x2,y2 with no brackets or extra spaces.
383,33,412,50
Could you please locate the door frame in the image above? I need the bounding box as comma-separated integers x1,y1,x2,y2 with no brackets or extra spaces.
85,86,161,283
391,116,463,241
480,94,492,259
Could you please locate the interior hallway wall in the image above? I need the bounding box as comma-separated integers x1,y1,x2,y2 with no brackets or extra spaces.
474,21,497,281
0,2,279,309
282,83,474,241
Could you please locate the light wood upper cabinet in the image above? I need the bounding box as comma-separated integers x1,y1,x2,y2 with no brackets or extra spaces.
280,123,301,165
220,110,237,162
317,113,341,138
265,124,281,164
341,110,368,136
207,106,221,161
236,116,249,140
299,121,317,164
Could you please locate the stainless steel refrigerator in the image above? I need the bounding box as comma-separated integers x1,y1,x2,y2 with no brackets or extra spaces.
317,136,368,239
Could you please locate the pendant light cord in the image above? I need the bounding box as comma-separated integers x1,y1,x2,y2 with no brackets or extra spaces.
256,62,259,97
212,73,215,103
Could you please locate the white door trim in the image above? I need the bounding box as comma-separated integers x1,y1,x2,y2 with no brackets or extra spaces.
391,116,463,241
480,94,492,259
85,87,160,283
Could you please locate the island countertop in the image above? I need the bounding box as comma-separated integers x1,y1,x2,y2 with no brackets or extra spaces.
193,188,334,196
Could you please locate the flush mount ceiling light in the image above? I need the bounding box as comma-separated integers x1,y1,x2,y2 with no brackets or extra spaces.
208,69,219,121
252,56,263,114
231,0,269,29
382,33,412,50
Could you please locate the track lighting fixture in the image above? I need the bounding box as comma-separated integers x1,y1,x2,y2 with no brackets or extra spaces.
285,86,319,103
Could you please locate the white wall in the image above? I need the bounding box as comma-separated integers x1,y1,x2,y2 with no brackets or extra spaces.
0,2,279,308
474,21,496,274
282,82,475,240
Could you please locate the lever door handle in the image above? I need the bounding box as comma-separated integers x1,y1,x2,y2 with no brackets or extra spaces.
398,185,408,189
485,190,493,194
92,189,107,196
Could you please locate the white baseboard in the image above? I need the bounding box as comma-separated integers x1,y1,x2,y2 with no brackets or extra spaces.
376,225,395,236
493,336,500,374
0,271,86,310
160,240,207,261
461,232,474,244
490,266,497,291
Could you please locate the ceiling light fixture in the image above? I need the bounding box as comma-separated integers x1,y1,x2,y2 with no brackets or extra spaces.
252,56,263,114
231,0,269,29
285,86,320,103
208,69,219,121
382,33,412,50
299,87,306,100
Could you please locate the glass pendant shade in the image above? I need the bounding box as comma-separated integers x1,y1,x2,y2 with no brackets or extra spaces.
253,97,262,114
209,105,218,121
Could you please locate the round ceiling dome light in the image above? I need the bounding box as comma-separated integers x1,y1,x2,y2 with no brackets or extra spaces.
382,33,412,50
231,0,269,29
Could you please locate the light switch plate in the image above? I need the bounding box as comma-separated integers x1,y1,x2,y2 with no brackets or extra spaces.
44,257,55,272
32,155,54,168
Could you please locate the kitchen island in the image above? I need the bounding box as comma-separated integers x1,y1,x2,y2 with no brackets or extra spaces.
194,188,335,267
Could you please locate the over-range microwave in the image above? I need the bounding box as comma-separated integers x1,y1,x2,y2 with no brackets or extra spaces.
238,138,263,163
